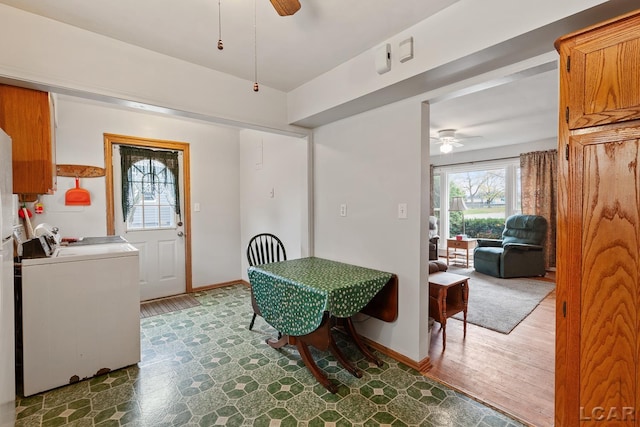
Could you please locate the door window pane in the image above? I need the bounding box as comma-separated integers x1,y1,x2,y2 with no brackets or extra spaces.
126,159,177,230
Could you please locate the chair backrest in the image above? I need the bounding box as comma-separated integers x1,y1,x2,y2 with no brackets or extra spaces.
501,214,548,245
246,233,287,267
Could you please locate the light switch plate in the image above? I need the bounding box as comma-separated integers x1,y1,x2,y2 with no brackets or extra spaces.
399,37,413,63
398,203,407,219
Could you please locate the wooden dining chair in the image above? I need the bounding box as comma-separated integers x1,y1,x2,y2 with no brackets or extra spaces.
246,233,287,330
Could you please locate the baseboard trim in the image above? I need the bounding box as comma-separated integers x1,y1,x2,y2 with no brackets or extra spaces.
192,279,247,292
360,335,432,373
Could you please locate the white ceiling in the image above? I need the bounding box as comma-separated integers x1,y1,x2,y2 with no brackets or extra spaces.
0,0,574,155
0,0,459,91
429,68,559,154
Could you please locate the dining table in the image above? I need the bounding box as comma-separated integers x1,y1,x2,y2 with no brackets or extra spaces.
248,256,398,392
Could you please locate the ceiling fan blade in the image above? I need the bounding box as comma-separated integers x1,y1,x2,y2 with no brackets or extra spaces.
455,135,482,141
270,0,301,16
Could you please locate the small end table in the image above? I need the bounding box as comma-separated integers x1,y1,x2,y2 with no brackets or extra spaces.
428,271,470,350
446,238,477,268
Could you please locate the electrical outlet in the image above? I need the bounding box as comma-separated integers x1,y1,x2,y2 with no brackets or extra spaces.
340,204,347,217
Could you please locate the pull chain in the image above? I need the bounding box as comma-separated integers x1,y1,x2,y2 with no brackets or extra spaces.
253,0,259,92
217,0,223,50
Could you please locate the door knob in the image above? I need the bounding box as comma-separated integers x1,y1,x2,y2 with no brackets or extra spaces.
177,231,184,237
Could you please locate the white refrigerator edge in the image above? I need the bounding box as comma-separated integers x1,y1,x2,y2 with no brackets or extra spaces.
0,128,15,427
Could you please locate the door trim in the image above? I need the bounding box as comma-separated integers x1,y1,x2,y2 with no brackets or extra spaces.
103,133,193,293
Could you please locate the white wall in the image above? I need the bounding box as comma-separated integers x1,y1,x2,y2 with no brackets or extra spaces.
0,4,295,134
239,130,310,281
34,95,242,288
288,0,608,124
313,98,428,361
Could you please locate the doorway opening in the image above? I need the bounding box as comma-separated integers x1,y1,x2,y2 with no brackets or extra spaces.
104,133,192,300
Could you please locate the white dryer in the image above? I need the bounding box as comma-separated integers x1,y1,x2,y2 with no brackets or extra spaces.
20,240,139,396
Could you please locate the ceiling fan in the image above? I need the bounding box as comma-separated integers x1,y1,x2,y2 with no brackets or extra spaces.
269,0,301,16
430,129,478,153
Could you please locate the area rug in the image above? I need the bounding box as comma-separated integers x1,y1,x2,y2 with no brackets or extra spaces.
140,294,201,318
445,267,555,334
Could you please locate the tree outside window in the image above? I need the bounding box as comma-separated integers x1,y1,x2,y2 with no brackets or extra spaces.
435,161,519,239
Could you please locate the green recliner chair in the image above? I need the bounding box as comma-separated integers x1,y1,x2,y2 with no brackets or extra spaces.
473,214,548,278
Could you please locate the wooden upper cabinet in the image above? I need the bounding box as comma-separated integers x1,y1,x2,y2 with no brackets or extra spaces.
556,11,640,130
0,84,56,197
555,9,640,427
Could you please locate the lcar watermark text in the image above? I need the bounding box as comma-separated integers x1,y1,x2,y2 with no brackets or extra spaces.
580,407,636,421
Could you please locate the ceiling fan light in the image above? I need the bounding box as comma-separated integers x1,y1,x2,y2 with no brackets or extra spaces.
438,129,457,143
440,143,453,154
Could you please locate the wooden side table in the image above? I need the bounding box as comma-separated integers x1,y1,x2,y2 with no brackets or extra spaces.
446,238,477,268
428,271,470,350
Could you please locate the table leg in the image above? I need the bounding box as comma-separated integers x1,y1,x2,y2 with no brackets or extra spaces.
301,317,362,384
295,339,338,393
329,337,362,378
265,315,371,392
440,289,447,351
462,280,469,338
266,334,291,349
343,318,383,367
269,314,341,393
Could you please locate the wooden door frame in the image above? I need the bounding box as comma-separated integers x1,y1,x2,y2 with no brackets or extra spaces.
103,133,193,293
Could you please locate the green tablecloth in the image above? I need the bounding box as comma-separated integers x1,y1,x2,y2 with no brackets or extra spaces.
248,257,394,336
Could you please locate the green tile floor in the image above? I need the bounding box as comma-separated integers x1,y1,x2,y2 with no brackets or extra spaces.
15,284,525,426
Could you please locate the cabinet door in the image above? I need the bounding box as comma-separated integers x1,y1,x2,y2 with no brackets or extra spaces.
569,125,640,426
0,85,55,196
563,12,640,130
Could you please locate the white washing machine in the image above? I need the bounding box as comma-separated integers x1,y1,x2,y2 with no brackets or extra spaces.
20,240,139,396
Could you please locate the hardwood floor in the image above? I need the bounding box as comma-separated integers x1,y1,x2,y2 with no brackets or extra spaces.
139,293,201,318
424,271,555,427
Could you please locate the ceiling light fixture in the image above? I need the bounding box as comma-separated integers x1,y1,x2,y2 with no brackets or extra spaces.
432,129,471,153
438,129,457,143
440,143,453,154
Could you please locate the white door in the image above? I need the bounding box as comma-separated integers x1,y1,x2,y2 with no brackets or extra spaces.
113,146,186,301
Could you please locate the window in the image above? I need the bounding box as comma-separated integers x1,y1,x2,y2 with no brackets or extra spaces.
126,159,177,230
432,173,441,225
120,145,181,231
433,159,520,240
